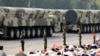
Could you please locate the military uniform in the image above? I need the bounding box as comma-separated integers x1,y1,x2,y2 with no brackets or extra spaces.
43,30,47,52
20,32,25,51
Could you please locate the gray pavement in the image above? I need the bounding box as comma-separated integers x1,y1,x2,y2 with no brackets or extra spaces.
0,33,100,55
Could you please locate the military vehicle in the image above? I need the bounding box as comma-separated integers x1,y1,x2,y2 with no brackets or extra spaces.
0,6,69,39
0,6,100,39
0,7,59,39
66,9,100,33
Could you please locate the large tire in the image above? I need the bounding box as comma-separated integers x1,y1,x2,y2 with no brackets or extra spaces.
37,28,40,37
27,28,31,38
32,29,35,37
50,28,53,36
10,30,14,39
16,29,20,38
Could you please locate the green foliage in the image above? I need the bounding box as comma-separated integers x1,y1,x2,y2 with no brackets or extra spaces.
31,0,72,9
96,0,100,9
0,0,28,7
0,0,99,9
70,0,80,9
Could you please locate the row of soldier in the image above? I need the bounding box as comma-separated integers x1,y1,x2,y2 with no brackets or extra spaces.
0,24,99,56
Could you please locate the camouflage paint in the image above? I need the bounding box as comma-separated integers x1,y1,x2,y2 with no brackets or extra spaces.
0,7,100,32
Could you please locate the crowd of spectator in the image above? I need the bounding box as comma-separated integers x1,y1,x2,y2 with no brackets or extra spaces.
25,38,100,56
0,46,6,56
1,38,100,56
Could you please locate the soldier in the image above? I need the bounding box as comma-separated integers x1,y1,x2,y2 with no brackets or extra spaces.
20,31,25,52
63,23,66,45
92,27,96,44
43,30,47,52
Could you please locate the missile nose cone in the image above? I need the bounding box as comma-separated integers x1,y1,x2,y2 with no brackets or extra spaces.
65,10,78,24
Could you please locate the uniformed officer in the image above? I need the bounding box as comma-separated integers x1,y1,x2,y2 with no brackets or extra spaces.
92,27,96,44
20,31,25,52
43,30,47,52
63,23,66,45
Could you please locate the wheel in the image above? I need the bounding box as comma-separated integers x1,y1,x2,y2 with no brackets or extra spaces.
90,26,92,32
50,28,53,36
85,25,88,33
17,30,20,38
10,30,14,39
27,29,30,38
87,26,90,33
37,28,40,37
99,25,100,32
96,25,99,32
32,29,35,37
84,26,86,33
95,26,97,32
98,25,100,32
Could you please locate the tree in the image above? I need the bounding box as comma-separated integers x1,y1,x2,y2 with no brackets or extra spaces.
77,0,90,9
70,0,80,9
0,0,28,7
0,0,99,9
